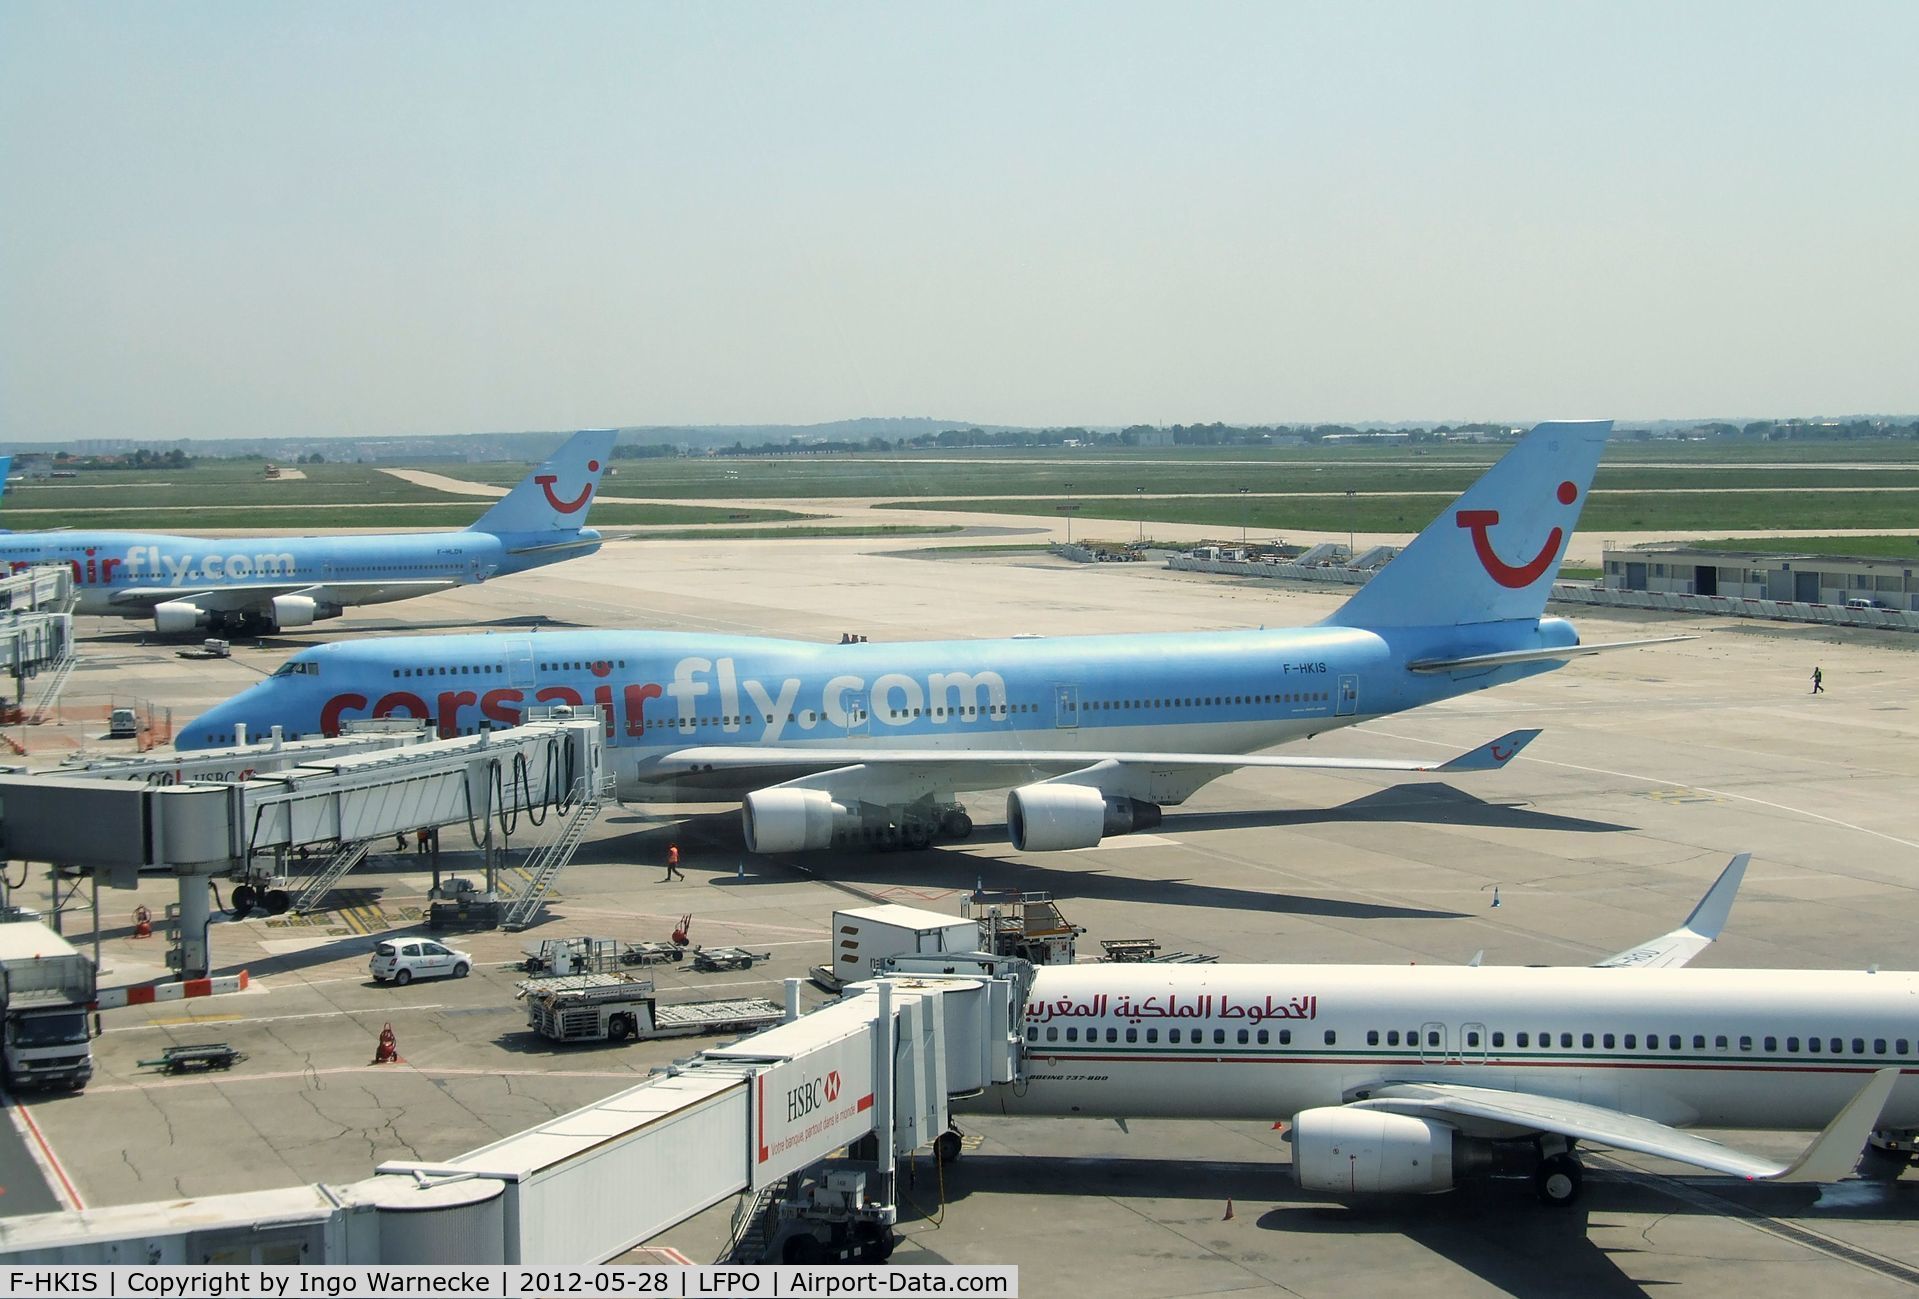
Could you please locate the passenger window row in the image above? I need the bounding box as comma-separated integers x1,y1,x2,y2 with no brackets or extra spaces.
1025,1023,1915,1059
1077,692,1328,712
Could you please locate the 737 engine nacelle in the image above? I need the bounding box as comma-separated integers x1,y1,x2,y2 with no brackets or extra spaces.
1290,1108,1457,1195
153,601,208,634
1005,784,1162,852
742,788,853,854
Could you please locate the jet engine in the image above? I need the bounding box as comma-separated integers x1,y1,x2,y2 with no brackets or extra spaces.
742,788,852,854
1005,785,1162,852
153,601,207,634
1290,1108,1463,1195
271,594,324,628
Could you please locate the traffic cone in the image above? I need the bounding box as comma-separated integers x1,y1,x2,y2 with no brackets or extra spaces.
1222,1199,1235,1221
372,1023,400,1065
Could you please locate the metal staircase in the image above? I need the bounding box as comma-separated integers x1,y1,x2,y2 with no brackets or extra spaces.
293,840,373,915
721,1176,789,1264
501,777,607,931
25,654,79,725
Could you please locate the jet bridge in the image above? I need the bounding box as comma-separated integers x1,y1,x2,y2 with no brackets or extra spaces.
0,714,607,977
0,957,1033,1265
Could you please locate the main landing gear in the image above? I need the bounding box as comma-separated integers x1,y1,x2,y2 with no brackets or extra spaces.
1533,1150,1584,1207
857,805,974,852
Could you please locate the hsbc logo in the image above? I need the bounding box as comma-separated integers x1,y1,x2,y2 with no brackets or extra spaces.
786,1070,843,1123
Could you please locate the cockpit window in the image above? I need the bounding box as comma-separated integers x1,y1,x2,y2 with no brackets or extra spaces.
272,661,320,678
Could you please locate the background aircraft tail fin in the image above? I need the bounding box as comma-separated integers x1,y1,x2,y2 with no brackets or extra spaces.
1323,420,1611,629
473,429,617,534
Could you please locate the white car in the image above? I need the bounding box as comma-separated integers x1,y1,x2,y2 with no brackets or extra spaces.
370,938,472,985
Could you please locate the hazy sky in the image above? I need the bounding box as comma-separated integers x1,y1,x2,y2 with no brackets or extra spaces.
3,3,1916,441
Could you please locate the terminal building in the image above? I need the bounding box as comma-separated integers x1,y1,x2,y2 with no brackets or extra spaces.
1602,546,1919,611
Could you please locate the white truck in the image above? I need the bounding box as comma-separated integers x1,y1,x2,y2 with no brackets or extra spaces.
814,904,984,991
518,973,783,1044
0,921,95,1091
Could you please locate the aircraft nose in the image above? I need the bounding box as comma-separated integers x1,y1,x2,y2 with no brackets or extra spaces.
177,702,232,750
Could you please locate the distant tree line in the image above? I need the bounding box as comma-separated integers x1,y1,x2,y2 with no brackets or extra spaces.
50,448,194,469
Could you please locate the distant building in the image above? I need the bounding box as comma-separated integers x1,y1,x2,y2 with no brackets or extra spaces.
1603,545,1919,610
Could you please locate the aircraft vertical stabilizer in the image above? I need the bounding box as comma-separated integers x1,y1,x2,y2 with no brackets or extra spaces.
1323,420,1611,629
472,429,618,535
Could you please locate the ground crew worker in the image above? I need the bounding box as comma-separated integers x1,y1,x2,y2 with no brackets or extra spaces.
1812,666,1825,695
664,842,685,882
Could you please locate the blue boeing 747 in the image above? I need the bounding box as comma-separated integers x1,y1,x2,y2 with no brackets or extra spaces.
182,422,1678,852
0,431,614,635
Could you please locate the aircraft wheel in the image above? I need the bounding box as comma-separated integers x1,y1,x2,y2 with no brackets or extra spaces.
264,889,290,916
1533,1153,1582,1207
935,1129,963,1164
230,884,257,918
941,810,974,840
784,1234,825,1265
904,822,933,851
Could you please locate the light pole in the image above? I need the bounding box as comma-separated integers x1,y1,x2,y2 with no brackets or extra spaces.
1345,488,1356,558
1064,482,1074,546
1238,486,1250,547
1136,486,1145,545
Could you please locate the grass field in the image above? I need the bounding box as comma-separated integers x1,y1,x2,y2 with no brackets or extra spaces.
432,452,1919,501
880,490,1919,534
11,439,1919,532
611,524,960,541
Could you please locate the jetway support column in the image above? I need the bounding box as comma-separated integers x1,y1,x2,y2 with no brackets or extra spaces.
875,981,896,1206
175,872,213,980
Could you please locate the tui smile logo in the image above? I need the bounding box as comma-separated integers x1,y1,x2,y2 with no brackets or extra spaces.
1456,480,1577,589
535,460,599,514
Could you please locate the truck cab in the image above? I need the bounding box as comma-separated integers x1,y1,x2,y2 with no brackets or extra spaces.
4,997,93,1090
0,921,97,1092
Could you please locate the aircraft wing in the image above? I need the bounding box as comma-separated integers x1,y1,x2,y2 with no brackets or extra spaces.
1595,854,1748,969
106,580,457,612
1353,1069,1897,1183
645,728,1541,795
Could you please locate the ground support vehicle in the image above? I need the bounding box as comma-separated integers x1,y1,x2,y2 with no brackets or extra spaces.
517,973,782,1044
691,946,771,972
0,921,95,1091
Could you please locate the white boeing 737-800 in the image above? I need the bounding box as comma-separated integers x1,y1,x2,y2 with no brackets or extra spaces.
180,420,1681,852
0,430,615,635
961,856,1912,1206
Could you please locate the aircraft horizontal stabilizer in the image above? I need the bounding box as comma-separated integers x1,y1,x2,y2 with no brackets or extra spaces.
1359,1068,1898,1183
1408,636,1692,674
1596,853,1749,969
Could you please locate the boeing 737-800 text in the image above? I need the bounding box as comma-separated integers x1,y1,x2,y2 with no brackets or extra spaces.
0,430,614,634
960,856,1911,1206
180,421,1679,852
